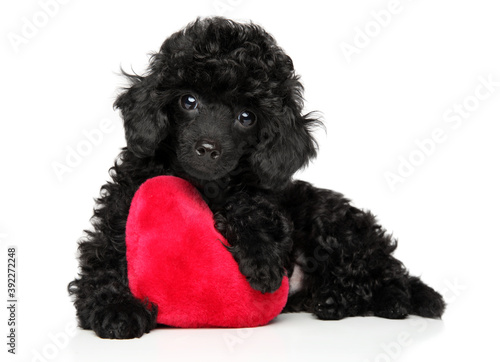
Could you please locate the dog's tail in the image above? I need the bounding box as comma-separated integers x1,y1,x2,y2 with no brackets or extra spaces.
408,276,446,318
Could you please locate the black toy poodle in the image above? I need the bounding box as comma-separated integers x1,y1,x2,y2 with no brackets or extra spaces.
68,17,445,339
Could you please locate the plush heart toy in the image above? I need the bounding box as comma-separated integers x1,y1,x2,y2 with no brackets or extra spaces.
125,176,289,328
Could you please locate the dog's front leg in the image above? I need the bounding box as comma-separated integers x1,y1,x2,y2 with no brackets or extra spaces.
214,192,292,293
68,170,158,339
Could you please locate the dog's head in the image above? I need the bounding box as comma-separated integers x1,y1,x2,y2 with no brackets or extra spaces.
115,17,319,189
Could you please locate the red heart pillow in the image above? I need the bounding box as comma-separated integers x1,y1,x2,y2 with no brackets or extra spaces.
126,176,289,328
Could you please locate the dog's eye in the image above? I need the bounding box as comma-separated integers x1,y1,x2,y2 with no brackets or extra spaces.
237,111,257,127
180,95,198,110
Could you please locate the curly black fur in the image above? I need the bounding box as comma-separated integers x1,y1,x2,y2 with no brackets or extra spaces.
68,17,445,339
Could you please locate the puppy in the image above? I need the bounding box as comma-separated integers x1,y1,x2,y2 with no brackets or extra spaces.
69,17,445,339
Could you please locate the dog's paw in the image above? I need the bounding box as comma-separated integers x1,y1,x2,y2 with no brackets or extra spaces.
313,295,348,320
214,193,291,294
90,300,157,339
238,258,285,294
372,283,410,319
373,303,409,319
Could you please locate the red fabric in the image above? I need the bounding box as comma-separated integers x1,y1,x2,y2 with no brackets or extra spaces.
126,176,289,328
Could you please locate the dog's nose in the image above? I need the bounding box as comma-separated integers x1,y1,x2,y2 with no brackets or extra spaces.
195,139,221,160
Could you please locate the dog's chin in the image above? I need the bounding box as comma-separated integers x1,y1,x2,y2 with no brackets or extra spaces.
180,161,237,182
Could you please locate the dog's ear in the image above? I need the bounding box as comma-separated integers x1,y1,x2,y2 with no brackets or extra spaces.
250,107,318,190
114,56,169,158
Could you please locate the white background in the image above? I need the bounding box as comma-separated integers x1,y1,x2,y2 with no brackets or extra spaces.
1,0,499,361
